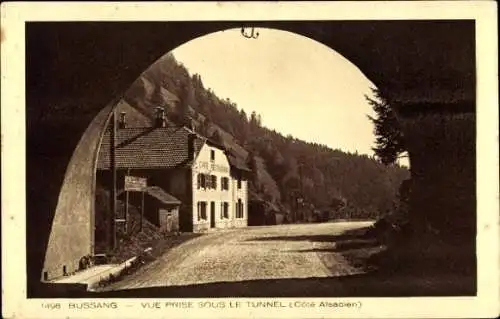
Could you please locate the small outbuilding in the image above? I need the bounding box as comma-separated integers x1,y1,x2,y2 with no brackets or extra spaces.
144,186,181,234
248,199,283,226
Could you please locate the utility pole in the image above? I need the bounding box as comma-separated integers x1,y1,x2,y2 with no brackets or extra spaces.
109,110,117,253
125,168,130,234
298,162,302,188
140,190,145,232
299,162,303,222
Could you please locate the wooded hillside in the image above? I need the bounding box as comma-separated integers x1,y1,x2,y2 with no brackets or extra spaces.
123,53,410,220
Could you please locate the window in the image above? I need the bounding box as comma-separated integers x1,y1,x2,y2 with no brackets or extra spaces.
211,175,217,190
198,174,216,189
201,174,215,190
221,177,229,190
198,174,207,189
211,201,215,219
237,177,242,189
210,150,215,161
197,201,207,220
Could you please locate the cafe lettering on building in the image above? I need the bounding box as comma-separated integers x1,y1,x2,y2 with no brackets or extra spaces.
195,161,230,174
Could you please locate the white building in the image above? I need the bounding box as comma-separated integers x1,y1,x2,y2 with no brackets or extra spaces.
191,141,248,231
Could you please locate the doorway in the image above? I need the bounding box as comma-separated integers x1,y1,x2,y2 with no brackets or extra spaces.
210,201,215,228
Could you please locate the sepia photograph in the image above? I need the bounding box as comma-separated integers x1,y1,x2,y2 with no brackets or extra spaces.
2,2,499,318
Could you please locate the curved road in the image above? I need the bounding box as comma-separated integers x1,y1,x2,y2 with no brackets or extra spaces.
103,221,374,291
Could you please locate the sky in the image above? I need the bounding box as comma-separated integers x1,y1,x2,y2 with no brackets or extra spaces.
172,28,378,157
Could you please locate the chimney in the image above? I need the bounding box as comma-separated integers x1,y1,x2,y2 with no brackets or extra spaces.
118,111,126,129
186,118,197,132
155,107,167,128
188,133,197,161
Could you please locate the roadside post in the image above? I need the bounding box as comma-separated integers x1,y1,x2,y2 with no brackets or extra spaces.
124,168,130,234
109,110,117,252
124,175,147,232
141,190,145,231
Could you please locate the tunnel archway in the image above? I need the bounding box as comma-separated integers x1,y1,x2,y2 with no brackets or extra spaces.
27,21,475,296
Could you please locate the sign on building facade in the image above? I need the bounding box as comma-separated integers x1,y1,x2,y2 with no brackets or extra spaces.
196,161,230,173
124,175,147,192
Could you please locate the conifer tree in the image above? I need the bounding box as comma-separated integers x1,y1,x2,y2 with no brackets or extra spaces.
366,88,406,165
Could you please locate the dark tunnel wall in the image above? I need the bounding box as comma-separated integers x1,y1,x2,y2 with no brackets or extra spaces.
26,21,475,296
41,102,116,281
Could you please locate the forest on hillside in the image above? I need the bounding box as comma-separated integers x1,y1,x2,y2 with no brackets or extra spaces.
123,53,410,221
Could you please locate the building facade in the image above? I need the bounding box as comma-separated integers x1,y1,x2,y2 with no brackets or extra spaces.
96,111,249,235
190,142,248,232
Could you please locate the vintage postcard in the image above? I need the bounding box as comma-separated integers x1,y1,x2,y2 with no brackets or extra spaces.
1,1,499,318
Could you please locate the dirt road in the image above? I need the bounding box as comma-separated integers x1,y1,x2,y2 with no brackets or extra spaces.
102,221,375,291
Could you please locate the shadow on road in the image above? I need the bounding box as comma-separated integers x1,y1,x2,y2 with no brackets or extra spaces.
33,224,476,299
246,225,374,244
247,227,383,272
247,234,367,243
289,238,379,253
37,271,475,298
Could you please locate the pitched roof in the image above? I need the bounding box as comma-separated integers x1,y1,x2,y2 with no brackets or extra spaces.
97,126,205,170
145,186,181,205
